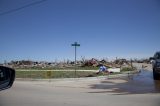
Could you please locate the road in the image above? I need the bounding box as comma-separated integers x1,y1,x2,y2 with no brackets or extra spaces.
0,68,160,106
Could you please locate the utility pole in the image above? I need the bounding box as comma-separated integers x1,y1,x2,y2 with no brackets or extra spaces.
71,42,80,77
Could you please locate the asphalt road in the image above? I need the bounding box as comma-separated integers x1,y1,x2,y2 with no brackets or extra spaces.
0,69,160,106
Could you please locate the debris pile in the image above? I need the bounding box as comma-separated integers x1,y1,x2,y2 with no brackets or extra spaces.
3,57,147,69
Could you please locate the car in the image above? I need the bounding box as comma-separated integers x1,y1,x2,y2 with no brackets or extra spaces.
0,66,15,91
150,51,160,80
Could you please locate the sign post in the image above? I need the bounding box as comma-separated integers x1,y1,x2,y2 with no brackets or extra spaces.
71,42,80,77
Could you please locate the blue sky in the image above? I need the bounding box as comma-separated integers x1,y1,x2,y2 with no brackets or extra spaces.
0,0,160,62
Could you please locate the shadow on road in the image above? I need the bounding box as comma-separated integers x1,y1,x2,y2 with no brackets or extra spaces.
88,70,160,95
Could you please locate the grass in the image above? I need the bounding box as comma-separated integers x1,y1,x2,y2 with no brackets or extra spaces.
15,66,99,70
120,67,135,72
15,67,135,79
16,71,96,79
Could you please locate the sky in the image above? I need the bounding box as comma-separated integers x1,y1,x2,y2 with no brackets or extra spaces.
0,0,160,63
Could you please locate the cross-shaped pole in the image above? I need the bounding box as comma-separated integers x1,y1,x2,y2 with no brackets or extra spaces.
71,42,80,77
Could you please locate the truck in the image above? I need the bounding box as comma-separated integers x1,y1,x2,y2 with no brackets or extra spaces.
150,51,160,80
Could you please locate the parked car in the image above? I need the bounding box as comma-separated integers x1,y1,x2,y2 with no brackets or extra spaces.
150,51,160,80
0,66,15,91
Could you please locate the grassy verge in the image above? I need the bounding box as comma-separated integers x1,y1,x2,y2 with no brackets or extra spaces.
15,66,99,70
120,67,136,72
16,71,96,79
16,67,136,79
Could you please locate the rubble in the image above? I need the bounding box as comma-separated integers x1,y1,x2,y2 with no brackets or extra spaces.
3,58,137,69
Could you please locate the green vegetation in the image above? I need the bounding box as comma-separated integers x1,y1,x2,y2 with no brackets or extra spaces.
120,67,135,72
16,71,96,79
15,66,99,70
15,66,136,79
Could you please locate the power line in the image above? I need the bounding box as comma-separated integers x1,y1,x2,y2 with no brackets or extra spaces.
0,0,47,16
